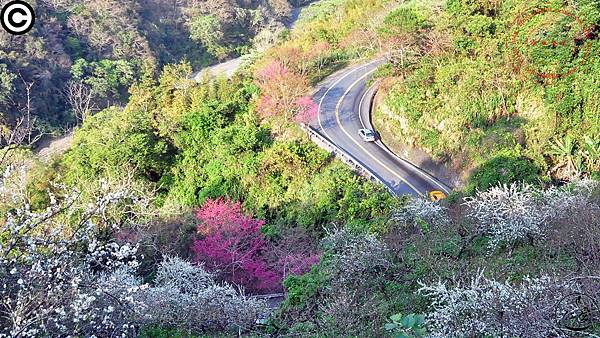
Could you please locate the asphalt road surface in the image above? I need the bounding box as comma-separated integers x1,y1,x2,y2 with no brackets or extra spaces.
312,60,451,197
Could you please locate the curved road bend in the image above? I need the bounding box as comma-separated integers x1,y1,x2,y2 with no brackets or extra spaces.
312,60,451,197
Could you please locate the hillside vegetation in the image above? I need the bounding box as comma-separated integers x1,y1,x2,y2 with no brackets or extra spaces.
373,0,600,191
0,0,307,134
0,0,599,337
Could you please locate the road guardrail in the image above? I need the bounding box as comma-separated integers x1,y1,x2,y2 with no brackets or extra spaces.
301,123,395,195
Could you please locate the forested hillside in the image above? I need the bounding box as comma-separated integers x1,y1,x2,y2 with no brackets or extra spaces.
0,0,599,337
373,0,600,190
0,0,307,135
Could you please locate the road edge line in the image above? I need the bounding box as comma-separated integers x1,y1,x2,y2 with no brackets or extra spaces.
334,68,425,197
358,83,453,195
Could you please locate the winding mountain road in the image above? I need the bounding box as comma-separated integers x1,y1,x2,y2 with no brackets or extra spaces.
312,59,451,197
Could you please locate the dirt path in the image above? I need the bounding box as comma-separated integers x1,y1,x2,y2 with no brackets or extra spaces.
192,4,311,81
35,133,74,162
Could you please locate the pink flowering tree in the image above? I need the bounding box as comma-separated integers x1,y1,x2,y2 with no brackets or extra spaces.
294,96,318,123
255,60,317,125
191,198,280,293
191,199,322,293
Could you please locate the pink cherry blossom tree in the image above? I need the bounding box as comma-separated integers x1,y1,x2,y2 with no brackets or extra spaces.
294,96,319,123
192,198,323,293
255,60,317,125
191,198,280,293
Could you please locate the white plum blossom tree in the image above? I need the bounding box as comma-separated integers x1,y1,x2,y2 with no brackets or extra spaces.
321,228,390,289
392,197,449,228
463,182,549,251
545,179,600,216
0,173,144,337
462,180,599,251
319,229,391,335
138,256,266,333
419,272,600,338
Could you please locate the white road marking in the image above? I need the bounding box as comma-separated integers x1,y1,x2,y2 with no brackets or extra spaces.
317,60,381,141
357,80,379,129
334,68,425,197
357,83,452,195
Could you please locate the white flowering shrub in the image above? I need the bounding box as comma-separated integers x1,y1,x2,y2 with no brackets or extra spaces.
462,181,599,251
322,228,390,289
464,180,598,250
0,178,144,337
392,197,449,228
139,257,266,333
318,229,391,335
153,256,213,292
566,178,600,196
463,182,550,251
545,179,600,216
419,273,600,338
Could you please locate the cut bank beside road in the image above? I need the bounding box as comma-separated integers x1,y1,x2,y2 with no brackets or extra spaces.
371,83,465,189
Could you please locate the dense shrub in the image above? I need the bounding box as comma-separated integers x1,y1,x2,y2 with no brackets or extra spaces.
139,257,266,333
467,154,540,193
379,6,430,37
277,229,394,336
0,175,145,337
62,106,173,185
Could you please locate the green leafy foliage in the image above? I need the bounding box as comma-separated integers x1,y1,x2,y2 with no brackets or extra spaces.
0,64,15,106
283,266,326,308
468,152,540,193
190,15,231,60
71,58,136,103
385,313,428,338
379,6,430,37
62,106,173,185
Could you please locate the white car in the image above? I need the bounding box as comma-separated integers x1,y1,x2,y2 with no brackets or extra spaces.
358,129,376,142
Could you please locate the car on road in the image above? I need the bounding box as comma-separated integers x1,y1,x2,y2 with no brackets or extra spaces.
428,190,447,202
358,129,376,142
